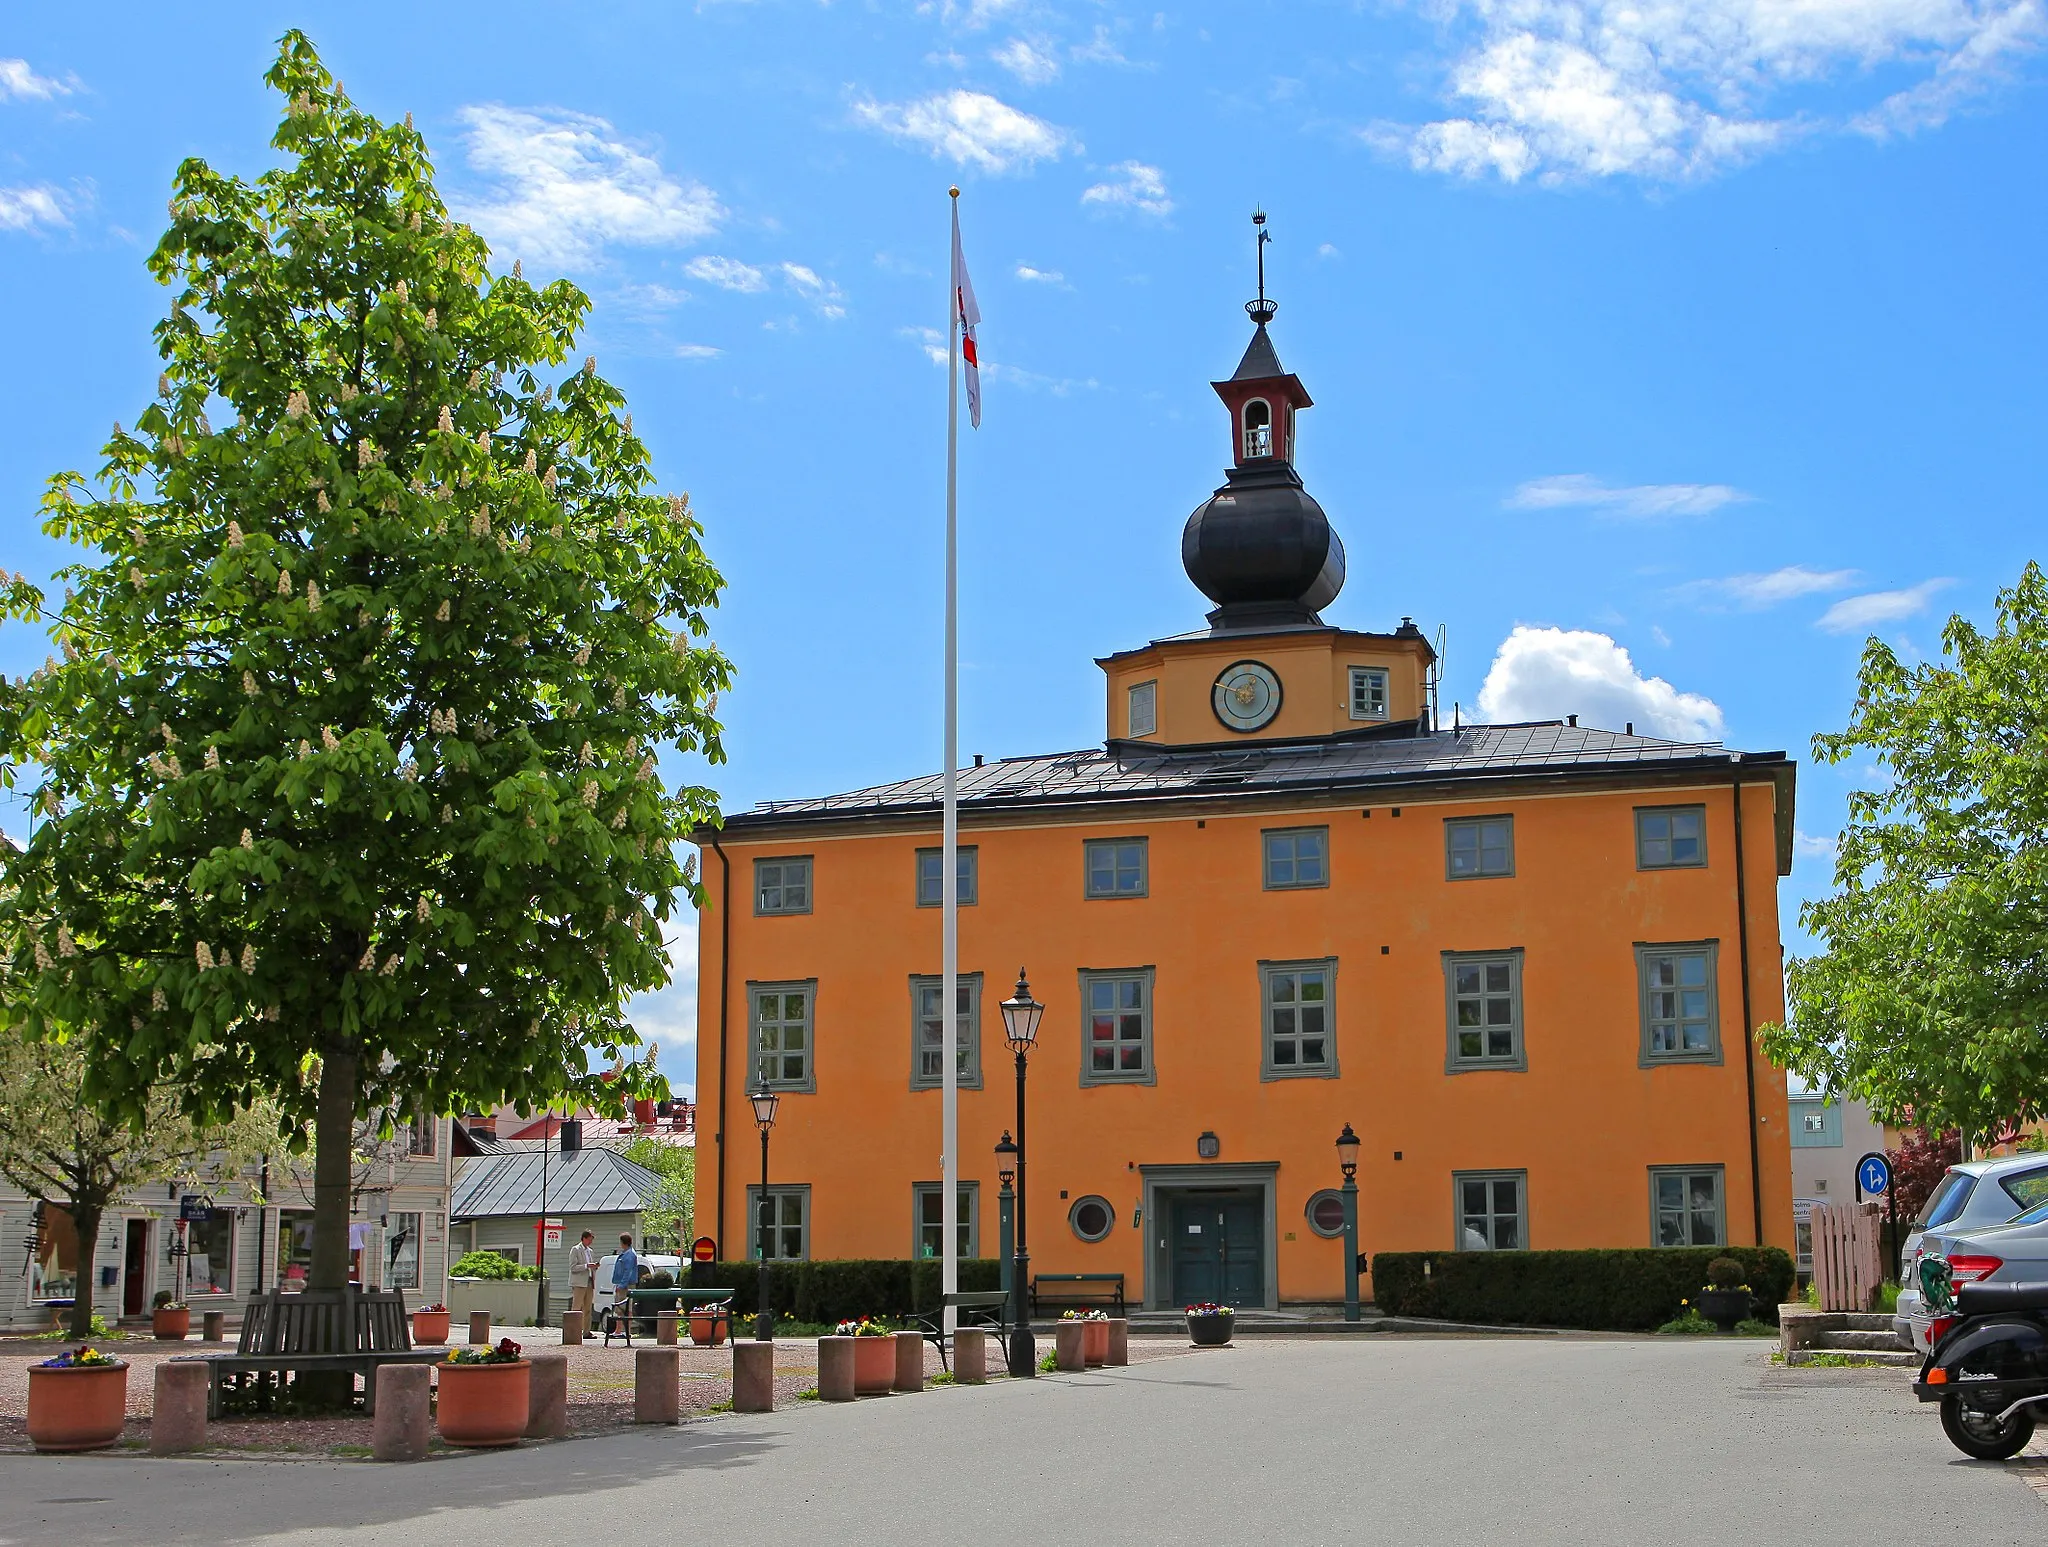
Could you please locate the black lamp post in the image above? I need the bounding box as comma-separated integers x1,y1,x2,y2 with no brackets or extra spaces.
750,1085,780,1340
1336,1122,1361,1323
998,970,1043,1378
994,1130,1018,1306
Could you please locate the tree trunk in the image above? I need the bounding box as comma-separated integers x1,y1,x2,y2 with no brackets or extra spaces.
310,1045,358,1292
67,1201,104,1342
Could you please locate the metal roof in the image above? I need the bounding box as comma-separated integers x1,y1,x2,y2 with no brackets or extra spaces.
723,721,1789,827
450,1147,664,1219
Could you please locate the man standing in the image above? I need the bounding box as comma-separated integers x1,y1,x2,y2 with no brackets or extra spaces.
570,1231,599,1323
610,1234,640,1324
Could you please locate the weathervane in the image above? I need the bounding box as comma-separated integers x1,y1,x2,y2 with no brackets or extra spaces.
1248,207,1276,324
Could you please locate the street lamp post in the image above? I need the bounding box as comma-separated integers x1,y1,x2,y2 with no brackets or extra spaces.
998,971,1044,1378
750,1085,780,1340
1336,1122,1361,1323
994,1131,1018,1305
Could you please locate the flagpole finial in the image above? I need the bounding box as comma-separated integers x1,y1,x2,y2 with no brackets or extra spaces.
949,186,961,199
1248,206,1277,324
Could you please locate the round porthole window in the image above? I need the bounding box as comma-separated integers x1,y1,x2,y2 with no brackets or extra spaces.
1306,1189,1348,1239
1069,1195,1115,1243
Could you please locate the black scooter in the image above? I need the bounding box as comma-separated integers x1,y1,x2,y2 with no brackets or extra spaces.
1912,1259,2048,1460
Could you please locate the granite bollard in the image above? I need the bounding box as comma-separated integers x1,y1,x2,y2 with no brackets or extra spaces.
149,1361,209,1455
634,1346,680,1424
733,1341,774,1412
371,1364,433,1462
526,1353,568,1438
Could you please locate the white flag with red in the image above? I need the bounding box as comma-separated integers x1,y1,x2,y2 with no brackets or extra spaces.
951,200,982,429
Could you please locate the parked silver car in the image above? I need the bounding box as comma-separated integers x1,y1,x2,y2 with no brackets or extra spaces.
1895,1155,2048,1352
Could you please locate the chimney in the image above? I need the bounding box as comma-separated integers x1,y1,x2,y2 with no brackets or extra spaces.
559,1119,583,1154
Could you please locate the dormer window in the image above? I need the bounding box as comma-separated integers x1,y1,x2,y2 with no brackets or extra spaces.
1243,399,1272,459
1349,667,1389,721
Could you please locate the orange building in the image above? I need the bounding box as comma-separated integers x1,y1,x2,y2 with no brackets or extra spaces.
695,291,1797,1310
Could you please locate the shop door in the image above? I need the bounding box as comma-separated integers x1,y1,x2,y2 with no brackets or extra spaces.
1170,1194,1263,1307
122,1219,150,1316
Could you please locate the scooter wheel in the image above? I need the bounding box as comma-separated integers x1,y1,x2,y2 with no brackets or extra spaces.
1939,1395,2037,1461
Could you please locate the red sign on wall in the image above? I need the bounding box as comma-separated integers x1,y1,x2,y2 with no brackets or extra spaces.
690,1236,717,1264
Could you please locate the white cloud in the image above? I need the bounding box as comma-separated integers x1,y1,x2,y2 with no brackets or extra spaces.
1385,0,2044,185
1081,160,1173,217
457,105,722,268
1506,473,1747,518
685,254,768,292
1649,624,1672,646
851,90,1072,173
779,262,847,318
1816,579,1955,633
674,343,722,359
1793,829,1838,860
624,908,698,1096
1071,26,1129,65
0,184,71,233
992,37,1062,85
0,59,78,101
1317,242,1341,259
1681,564,1860,608
1476,626,1724,741
1015,262,1065,283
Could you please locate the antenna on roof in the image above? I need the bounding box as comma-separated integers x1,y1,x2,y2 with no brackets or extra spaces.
1431,624,1447,730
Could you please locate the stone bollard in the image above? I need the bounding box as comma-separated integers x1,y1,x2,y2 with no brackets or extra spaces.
817,1336,857,1402
149,1361,210,1455
634,1347,680,1425
526,1353,569,1439
733,1341,775,1413
201,1310,227,1343
371,1364,433,1462
561,1309,586,1346
954,1328,987,1384
1054,1321,1086,1372
655,1310,680,1346
1106,1318,1129,1367
467,1310,492,1345
893,1330,925,1392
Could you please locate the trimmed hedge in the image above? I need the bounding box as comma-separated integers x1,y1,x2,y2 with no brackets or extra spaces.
690,1259,1003,1324
1370,1246,1795,1332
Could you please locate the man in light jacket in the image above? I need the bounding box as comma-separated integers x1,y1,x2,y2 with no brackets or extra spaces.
570,1231,599,1322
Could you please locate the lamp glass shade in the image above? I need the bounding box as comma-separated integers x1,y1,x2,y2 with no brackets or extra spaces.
994,1130,1018,1185
1335,1122,1361,1176
999,972,1045,1051
749,1087,780,1129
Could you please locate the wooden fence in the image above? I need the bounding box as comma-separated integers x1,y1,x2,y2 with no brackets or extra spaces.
1810,1200,1884,1312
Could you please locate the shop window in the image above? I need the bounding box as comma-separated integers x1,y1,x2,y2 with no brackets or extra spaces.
185,1209,236,1297
386,1212,422,1291
29,1203,80,1304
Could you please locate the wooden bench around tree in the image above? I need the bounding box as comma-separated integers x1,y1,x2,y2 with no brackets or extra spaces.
1030,1273,1125,1317
181,1286,445,1418
906,1291,1012,1371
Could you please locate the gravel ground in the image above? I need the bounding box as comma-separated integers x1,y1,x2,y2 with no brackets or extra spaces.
0,1325,1192,1458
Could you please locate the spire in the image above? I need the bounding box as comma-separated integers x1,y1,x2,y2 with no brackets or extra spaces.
1248,207,1276,325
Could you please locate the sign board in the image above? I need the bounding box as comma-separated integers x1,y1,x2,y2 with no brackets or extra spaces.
1856,1153,1892,1197
179,1195,211,1222
541,1217,564,1250
691,1235,717,1264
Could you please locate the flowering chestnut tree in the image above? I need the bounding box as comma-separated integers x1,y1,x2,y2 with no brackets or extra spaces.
0,33,728,1298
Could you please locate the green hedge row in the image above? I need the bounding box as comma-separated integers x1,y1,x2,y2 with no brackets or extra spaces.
1370,1246,1796,1332
689,1259,1004,1323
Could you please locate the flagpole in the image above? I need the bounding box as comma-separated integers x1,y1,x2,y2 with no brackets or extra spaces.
941,187,962,1331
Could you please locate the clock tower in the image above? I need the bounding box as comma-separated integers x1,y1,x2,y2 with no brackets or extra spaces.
1099,213,1435,747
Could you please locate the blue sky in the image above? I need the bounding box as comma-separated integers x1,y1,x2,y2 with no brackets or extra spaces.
4,2,2044,1093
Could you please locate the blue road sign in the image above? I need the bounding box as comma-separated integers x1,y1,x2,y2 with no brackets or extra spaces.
1857,1153,1892,1197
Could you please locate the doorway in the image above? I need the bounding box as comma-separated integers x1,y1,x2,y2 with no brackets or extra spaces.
1171,1192,1264,1307
122,1219,151,1317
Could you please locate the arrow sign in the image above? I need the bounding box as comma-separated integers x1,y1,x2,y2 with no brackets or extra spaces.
1857,1152,1892,1197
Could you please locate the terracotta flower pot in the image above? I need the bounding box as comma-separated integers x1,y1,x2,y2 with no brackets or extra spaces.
853,1336,895,1395
412,1309,451,1345
27,1362,129,1452
688,1313,726,1347
1082,1319,1109,1366
152,1306,191,1340
435,1360,531,1447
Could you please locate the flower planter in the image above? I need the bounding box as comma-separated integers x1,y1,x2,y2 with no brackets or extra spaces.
412,1309,451,1345
688,1313,727,1347
1082,1319,1109,1366
853,1336,895,1395
1695,1289,1750,1334
152,1306,191,1341
27,1362,129,1452
435,1360,531,1447
1187,1312,1234,1347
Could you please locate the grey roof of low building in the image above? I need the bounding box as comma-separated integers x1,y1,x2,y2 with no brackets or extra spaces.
450,1147,664,1220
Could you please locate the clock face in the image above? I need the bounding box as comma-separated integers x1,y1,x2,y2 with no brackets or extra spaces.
1212,660,1283,732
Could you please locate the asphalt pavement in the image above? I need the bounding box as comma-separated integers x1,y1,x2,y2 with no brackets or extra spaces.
4,1337,2042,1546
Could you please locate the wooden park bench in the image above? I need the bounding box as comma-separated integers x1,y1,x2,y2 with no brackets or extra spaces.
180,1287,444,1418
1030,1272,1125,1317
906,1290,1012,1372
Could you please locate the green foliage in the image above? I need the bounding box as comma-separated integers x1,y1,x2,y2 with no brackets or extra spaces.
1877,1280,1901,1314
1371,1247,1795,1332
619,1136,693,1251
32,1312,118,1341
1760,563,2048,1139
0,32,729,1288
1733,1318,1779,1337
450,1249,538,1281
700,1259,1001,1323
1705,1256,1748,1289
1656,1311,1717,1335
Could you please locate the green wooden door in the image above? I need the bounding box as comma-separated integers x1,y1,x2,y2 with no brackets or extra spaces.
1171,1194,1263,1306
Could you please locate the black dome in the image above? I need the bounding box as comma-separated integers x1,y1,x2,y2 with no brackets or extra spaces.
1182,460,1345,629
